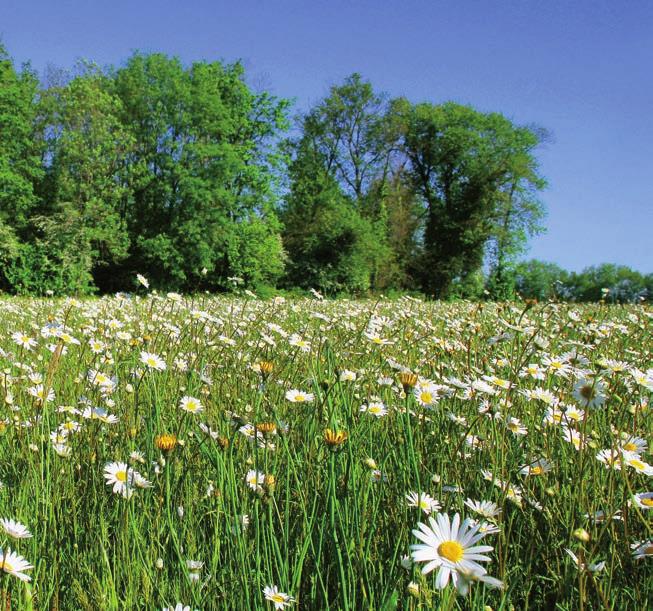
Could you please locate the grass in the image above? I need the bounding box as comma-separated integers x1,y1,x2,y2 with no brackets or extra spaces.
0,293,650,609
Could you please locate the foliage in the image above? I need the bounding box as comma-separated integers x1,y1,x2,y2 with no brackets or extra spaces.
0,44,42,283
394,100,547,298
513,260,653,303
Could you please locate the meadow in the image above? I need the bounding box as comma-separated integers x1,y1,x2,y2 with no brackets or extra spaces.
0,291,650,610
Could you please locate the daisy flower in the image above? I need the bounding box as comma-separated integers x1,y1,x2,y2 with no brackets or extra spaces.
263,585,295,609
506,417,527,436
410,512,494,588
572,378,606,409
631,540,653,560
179,396,203,415
246,470,265,493
413,381,439,407
104,461,134,498
620,435,648,455
338,370,357,382
0,549,33,581
140,351,167,371
285,389,314,403
632,492,653,509
136,274,149,288
406,491,441,515
463,499,502,520
0,519,32,539
519,458,553,476
564,549,606,573
622,451,653,476
11,332,37,351
360,402,387,417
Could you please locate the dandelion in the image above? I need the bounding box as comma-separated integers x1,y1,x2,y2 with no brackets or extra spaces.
155,433,178,452
323,428,348,447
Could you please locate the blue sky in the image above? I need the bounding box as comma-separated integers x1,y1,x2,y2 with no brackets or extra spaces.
2,1,651,272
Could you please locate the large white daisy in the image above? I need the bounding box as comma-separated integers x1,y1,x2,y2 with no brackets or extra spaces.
410,512,493,589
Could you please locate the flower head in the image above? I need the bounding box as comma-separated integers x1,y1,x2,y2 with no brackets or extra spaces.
410,512,494,592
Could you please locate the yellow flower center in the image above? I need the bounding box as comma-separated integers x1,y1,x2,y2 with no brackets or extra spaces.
641,498,653,507
116,471,128,482
530,466,543,475
623,442,637,452
420,392,433,404
271,594,285,603
1,560,13,572
295,394,305,402
630,459,646,470
438,540,464,563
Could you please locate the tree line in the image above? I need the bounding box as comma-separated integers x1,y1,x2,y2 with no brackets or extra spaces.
1,45,644,301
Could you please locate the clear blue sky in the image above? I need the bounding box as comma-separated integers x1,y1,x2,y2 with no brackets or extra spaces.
2,0,651,272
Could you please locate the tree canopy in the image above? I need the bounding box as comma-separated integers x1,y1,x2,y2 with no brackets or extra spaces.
0,45,642,301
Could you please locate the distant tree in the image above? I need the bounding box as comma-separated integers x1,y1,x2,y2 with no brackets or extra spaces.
31,66,133,293
485,127,548,299
282,74,396,292
394,100,547,298
567,264,650,303
513,259,569,300
281,136,384,294
112,53,289,291
302,73,396,208
0,44,43,288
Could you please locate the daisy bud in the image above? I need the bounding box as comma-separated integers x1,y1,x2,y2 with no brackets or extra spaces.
364,457,378,470
177,506,184,519
573,528,590,542
155,558,164,569
407,581,420,598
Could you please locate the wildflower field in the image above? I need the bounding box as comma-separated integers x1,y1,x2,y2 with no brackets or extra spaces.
0,292,651,610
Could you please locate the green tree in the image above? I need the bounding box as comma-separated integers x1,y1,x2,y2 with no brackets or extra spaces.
395,100,547,298
31,66,133,293
282,74,397,292
513,259,569,300
113,53,289,291
0,44,43,287
281,137,382,294
567,263,650,303
486,127,548,299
